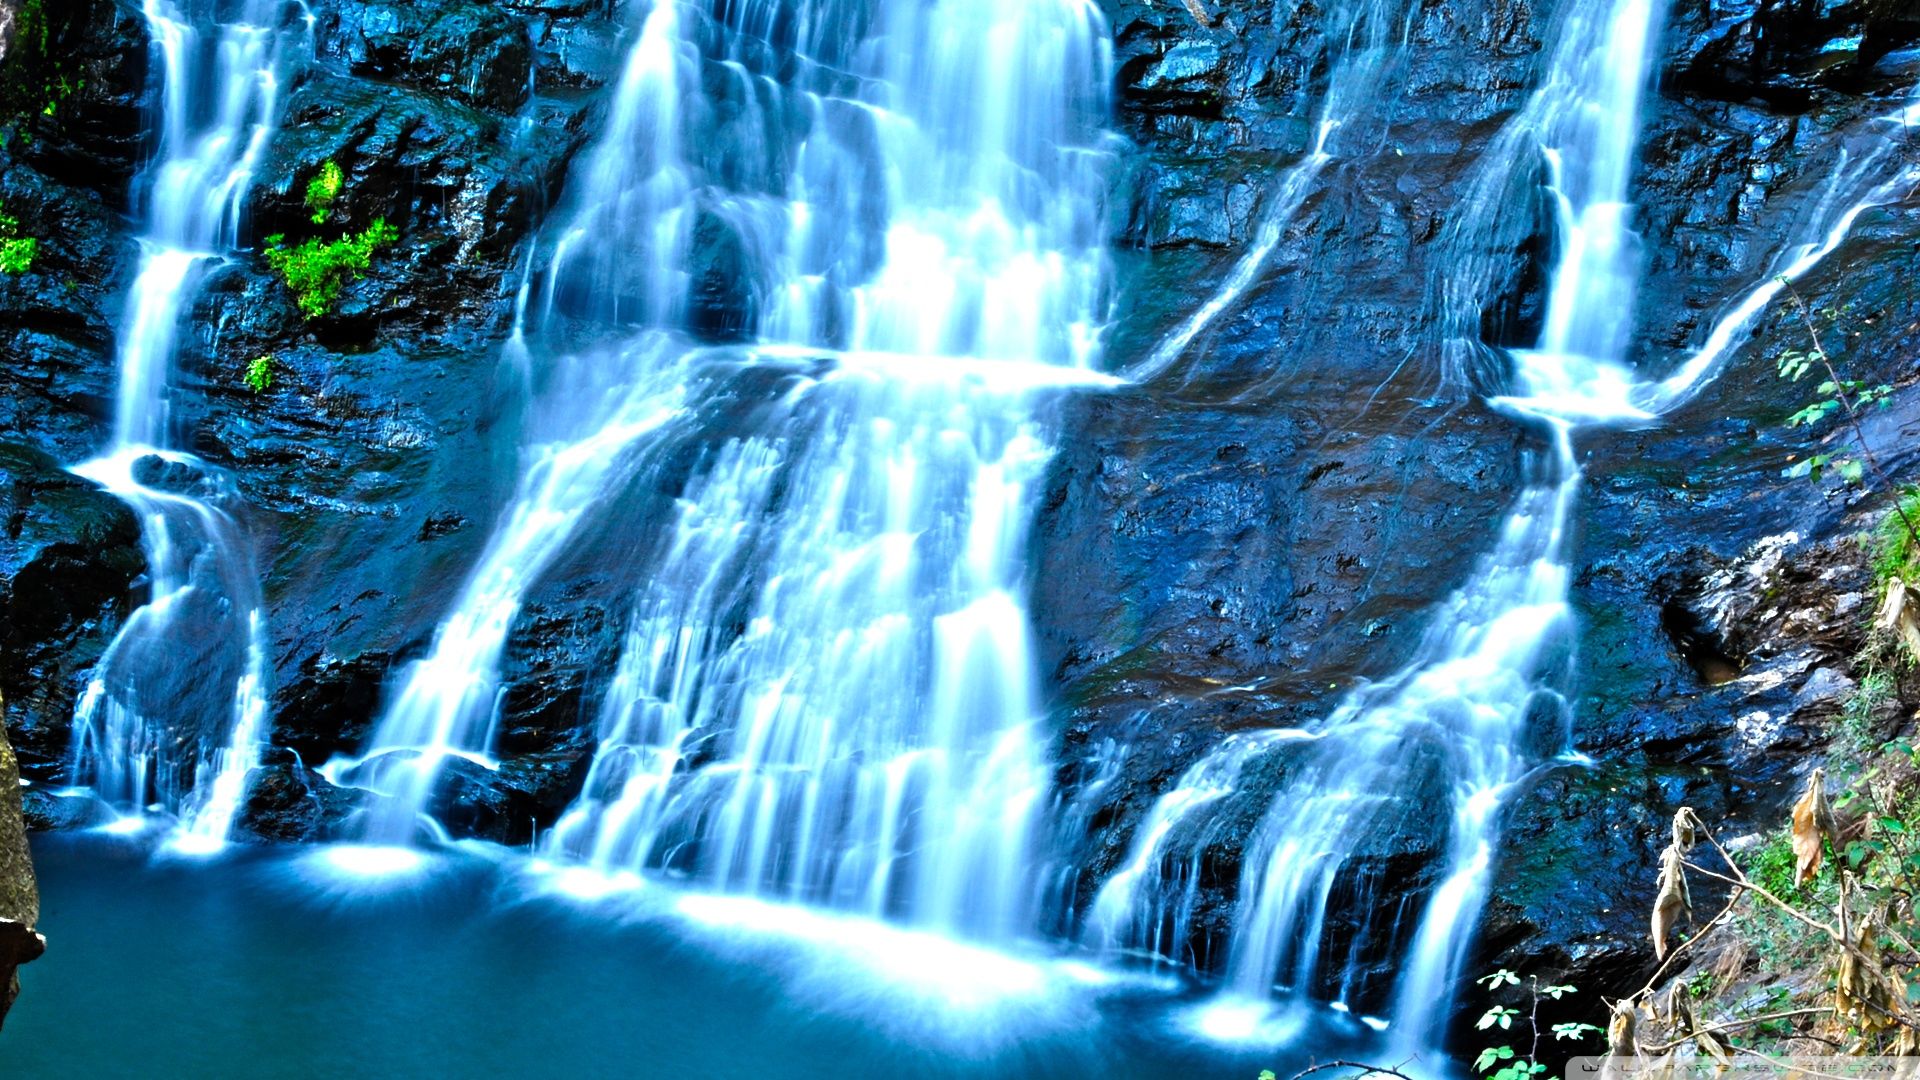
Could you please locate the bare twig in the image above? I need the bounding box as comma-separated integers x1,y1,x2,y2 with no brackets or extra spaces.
1639,1008,1834,1053
1281,1062,1416,1080
1679,860,1840,939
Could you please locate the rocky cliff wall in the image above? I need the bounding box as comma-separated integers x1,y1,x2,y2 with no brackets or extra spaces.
0,0,1915,1041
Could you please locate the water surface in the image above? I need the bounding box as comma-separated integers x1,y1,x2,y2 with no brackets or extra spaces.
2,835,1383,1078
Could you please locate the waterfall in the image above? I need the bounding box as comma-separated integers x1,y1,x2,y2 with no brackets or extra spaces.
538,0,1116,942
66,0,295,853
1126,0,1412,383
1089,0,1669,1047
332,0,1119,945
1641,92,1920,411
322,0,698,844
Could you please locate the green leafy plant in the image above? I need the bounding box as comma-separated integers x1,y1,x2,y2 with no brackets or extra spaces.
304,160,344,224
1773,282,1918,536
263,218,398,319
0,208,37,274
0,0,85,144
1472,970,1602,1080
1872,488,1920,590
243,355,274,394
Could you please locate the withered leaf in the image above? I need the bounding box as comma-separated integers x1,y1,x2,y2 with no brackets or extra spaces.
1672,807,1699,852
1695,1029,1733,1069
1836,917,1899,1033
1652,843,1692,960
1791,768,1837,888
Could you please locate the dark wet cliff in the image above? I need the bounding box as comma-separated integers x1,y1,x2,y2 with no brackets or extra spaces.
1,0,1918,1049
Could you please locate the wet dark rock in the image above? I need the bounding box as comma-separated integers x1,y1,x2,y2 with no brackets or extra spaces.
0,691,43,1032
6,0,151,201
0,443,144,780
0,160,137,459
320,2,535,113
236,746,360,842
428,731,593,846
247,68,588,340
685,208,759,343
1664,0,1920,107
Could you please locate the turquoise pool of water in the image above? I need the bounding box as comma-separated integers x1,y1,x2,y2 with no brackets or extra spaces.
0,834,1388,1078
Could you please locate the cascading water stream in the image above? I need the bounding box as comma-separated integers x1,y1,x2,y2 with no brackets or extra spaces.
321,0,696,846
1127,0,1411,383
67,0,296,853
1089,0,1920,1056
538,0,1117,942
333,0,1119,946
1089,0,1668,1050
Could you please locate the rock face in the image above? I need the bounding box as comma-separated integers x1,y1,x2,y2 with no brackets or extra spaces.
0,694,44,1031
0,0,1917,1049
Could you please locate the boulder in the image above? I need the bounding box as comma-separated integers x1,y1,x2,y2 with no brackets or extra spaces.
0,693,45,1031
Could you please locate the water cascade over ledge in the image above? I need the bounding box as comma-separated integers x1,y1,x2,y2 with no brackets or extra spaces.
1092,0,1670,1048
326,0,1120,944
65,0,302,853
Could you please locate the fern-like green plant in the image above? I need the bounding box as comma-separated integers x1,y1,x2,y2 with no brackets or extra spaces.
264,218,399,319
243,355,274,394
305,160,344,224
0,208,36,274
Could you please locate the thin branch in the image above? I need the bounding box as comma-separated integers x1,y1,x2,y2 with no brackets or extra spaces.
1780,281,1920,551
1280,1062,1416,1080
1679,860,1839,939
1639,1008,1833,1053
1628,881,1744,1001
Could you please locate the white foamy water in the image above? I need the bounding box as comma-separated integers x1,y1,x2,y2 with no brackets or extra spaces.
68,0,294,852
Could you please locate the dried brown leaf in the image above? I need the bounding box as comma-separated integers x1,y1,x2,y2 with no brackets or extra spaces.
1602,1000,1640,1080
1879,578,1920,659
1652,843,1692,960
1836,917,1899,1033
1695,1029,1733,1069
1792,768,1836,888
1673,807,1699,852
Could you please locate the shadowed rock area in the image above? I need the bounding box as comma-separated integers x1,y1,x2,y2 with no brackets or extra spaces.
0,693,43,1031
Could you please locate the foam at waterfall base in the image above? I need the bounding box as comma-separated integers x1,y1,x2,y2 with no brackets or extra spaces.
518,857,1180,1044
1490,349,1656,425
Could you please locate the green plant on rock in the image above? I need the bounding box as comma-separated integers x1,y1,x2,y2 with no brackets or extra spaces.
1471,969,1603,1080
1872,488,1920,591
304,159,344,224
1773,281,1920,532
243,355,274,394
0,0,85,144
264,218,398,319
0,208,37,274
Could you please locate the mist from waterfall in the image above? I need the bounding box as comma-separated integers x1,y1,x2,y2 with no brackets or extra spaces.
66,0,298,853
